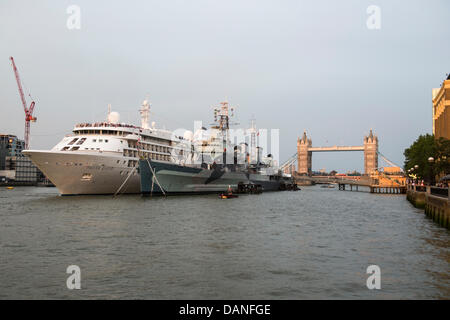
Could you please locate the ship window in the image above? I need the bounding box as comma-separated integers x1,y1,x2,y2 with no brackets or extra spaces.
105,140,108,143
81,173,92,181
71,146,80,151
68,138,78,145
99,139,103,142
93,139,96,142
62,146,70,151
117,160,120,164
76,138,86,145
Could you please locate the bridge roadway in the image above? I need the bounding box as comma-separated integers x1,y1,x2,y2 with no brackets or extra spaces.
308,146,365,152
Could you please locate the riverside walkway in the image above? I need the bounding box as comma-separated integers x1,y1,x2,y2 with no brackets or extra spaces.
407,184,450,229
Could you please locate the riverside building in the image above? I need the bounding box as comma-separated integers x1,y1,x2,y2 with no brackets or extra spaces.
432,74,450,140
0,134,40,184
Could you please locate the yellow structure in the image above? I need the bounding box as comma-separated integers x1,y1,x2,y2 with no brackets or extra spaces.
382,166,402,174
370,168,406,188
432,75,450,139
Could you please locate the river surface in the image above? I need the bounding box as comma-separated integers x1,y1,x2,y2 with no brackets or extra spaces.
0,186,448,299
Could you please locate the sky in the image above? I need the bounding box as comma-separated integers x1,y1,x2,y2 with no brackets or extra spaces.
1,0,449,172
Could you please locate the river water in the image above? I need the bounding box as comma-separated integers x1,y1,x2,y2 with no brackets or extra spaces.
0,186,448,299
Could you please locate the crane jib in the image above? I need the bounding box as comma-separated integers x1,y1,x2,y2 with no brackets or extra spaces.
9,56,37,150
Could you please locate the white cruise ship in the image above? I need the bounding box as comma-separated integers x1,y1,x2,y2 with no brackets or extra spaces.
23,100,183,195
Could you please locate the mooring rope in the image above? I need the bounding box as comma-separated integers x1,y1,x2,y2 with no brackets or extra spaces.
113,165,137,198
146,159,166,196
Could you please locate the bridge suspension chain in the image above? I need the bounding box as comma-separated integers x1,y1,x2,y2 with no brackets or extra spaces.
280,151,402,173
377,151,403,172
280,153,298,170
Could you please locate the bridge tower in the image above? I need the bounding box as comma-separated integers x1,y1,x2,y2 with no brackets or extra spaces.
297,131,312,175
364,129,378,174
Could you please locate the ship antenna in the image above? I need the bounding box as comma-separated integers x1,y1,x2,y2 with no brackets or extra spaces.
107,103,111,122
140,97,151,129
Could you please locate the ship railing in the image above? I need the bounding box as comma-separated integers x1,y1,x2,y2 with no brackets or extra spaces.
75,122,139,129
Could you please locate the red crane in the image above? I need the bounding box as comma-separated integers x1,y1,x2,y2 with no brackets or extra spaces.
10,56,36,150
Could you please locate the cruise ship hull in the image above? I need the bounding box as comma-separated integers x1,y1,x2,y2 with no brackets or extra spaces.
139,159,285,194
23,150,140,195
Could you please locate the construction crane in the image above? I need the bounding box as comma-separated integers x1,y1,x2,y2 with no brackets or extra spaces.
9,56,36,150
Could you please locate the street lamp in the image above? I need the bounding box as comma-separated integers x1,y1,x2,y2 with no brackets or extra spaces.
413,165,419,184
428,157,435,185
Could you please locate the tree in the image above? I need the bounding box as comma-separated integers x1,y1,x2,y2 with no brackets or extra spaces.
404,134,450,182
434,137,450,176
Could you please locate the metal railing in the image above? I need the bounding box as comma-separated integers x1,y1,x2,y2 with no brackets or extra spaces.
413,185,427,192
430,187,449,198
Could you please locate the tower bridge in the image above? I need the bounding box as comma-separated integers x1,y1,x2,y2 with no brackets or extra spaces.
280,130,406,193
281,129,379,175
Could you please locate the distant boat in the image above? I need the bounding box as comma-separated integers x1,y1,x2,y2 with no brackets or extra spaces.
219,193,238,199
